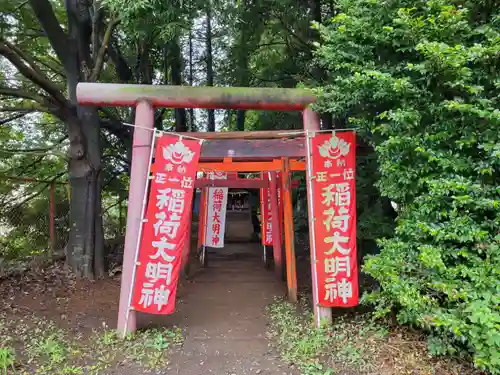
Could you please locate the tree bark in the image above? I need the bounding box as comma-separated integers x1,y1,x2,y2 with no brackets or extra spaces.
66,106,104,279
65,65,104,279
206,0,215,132
29,0,105,279
236,110,246,131
321,113,334,130
235,1,250,132
188,25,195,131
170,37,187,132
308,0,335,130
311,0,322,25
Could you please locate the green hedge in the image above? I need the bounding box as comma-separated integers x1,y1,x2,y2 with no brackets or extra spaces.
315,0,500,372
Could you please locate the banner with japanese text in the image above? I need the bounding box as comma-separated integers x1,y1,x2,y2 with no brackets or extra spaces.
309,131,358,307
132,135,201,314
260,172,283,246
277,172,283,241
260,184,273,246
204,172,228,248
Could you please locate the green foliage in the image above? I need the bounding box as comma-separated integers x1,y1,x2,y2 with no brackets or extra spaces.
31,332,68,366
0,346,15,375
315,0,500,372
103,0,189,40
0,183,69,259
0,115,70,260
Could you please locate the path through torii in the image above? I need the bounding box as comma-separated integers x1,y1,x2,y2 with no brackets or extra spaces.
76,83,331,333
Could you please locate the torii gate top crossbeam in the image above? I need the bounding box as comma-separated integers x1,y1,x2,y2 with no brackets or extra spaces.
77,83,315,110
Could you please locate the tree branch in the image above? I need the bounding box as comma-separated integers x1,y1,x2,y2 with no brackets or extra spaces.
250,73,295,83
4,172,66,210
103,153,129,167
0,112,30,126
3,40,46,79
99,108,132,144
91,1,103,63
90,18,120,82
0,155,46,176
0,105,46,113
0,87,46,103
0,42,69,107
32,56,66,79
27,0,72,72
102,199,121,214
271,11,312,50
0,136,68,153
106,38,133,82
254,42,287,51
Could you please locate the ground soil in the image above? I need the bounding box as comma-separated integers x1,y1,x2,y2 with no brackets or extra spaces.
155,243,298,375
0,242,297,374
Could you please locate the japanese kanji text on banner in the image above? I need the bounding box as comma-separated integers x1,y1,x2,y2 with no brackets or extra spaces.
204,172,229,248
309,132,358,307
260,183,273,246
260,173,283,246
132,135,201,314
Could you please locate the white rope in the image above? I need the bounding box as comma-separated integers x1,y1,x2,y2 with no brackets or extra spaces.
158,131,206,143
121,122,356,140
121,122,205,143
121,122,158,132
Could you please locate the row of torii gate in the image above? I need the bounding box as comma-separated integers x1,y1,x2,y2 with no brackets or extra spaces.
195,169,299,268
77,83,333,333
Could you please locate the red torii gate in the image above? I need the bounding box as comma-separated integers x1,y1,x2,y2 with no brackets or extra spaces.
195,159,302,273
76,83,331,333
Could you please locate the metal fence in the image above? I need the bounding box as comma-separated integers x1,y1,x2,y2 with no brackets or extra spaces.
0,178,69,259
0,177,127,260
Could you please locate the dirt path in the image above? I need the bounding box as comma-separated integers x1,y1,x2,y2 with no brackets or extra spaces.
163,243,295,375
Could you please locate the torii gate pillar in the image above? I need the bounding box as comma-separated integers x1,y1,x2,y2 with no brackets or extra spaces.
304,108,333,327
117,101,155,334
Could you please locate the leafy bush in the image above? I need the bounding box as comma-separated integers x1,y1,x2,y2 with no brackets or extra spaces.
315,0,500,372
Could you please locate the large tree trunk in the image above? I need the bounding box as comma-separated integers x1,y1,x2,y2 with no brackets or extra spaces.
66,106,104,279
308,0,335,130
27,0,124,279
29,0,105,279
206,0,215,132
236,110,246,131
65,0,105,279
321,113,334,129
235,1,249,132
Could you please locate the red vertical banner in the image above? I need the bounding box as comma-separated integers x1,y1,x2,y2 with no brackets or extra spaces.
204,188,228,248
261,172,283,246
277,172,283,241
260,177,273,246
309,131,358,307
132,135,201,314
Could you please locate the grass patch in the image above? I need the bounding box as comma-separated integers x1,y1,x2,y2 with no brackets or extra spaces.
0,346,16,375
267,297,484,375
0,314,182,374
